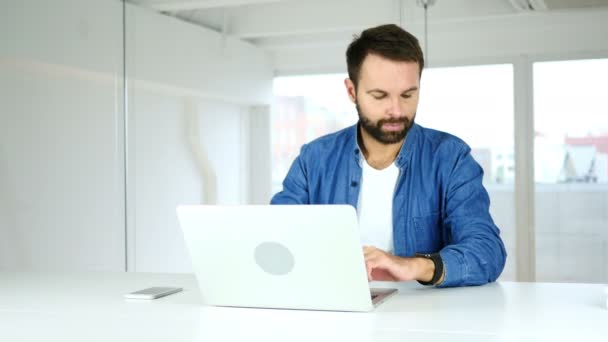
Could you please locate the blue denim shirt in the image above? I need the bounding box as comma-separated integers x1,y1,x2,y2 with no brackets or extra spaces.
271,123,507,287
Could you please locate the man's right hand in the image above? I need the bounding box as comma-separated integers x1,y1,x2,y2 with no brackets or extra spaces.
363,246,435,283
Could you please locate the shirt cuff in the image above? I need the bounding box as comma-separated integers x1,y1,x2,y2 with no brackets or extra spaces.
437,249,465,288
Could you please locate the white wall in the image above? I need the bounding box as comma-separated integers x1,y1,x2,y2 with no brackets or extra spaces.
0,0,273,272
130,92,251,272
126,4,273,272
0,0,125,271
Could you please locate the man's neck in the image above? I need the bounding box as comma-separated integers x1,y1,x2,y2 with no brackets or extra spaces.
358,126,405,170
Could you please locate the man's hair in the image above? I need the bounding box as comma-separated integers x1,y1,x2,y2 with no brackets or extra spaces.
346,24,424,88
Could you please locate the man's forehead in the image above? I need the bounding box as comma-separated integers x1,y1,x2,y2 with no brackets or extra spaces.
359,56,420,89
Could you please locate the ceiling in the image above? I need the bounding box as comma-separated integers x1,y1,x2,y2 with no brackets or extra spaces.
126,0,608,74
128,0,608,50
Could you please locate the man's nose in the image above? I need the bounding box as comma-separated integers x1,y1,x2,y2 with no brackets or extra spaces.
387,97,402,117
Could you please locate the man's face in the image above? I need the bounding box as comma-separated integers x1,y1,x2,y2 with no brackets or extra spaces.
345,53,420,144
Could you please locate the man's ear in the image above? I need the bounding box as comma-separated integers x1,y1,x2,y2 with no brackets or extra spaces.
344,78,357,103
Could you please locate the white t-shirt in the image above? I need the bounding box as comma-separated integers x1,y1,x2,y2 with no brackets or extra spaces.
356,157,399,253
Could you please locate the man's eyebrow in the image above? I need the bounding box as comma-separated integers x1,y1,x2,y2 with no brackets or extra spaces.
366,86,418,94
402,86,419,93
366,89,387,94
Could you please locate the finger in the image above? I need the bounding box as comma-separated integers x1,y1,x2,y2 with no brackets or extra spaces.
363,248,383,259
367,255,394,273
365,253,380,263
365,248,391,261
366,258,398,281
371,268,397,282
364,251,387,264
366,257,386,272
366,259,387,281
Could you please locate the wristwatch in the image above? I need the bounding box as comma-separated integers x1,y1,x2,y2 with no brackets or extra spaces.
415,252,444,286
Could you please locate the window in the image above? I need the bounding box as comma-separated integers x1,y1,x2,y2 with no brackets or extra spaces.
533,58,608,283
271,74,356,194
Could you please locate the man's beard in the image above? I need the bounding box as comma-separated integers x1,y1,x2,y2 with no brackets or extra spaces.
356,102,414,144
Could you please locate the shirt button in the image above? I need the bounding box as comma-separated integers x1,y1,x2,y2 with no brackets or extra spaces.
351,181,358,187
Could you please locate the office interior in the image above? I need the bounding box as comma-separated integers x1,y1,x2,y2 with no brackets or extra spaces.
1,0,607,285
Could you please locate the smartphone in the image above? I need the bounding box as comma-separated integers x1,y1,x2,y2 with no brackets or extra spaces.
124,287,183,300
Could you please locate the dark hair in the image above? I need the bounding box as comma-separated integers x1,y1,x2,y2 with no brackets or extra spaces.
346,24,424,88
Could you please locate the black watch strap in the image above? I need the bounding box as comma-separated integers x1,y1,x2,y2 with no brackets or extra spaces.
415,252,444,286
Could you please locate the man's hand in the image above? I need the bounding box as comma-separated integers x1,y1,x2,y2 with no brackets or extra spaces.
363,246,435,282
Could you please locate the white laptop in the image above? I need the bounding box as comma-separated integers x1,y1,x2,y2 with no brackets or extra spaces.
176,205,397,312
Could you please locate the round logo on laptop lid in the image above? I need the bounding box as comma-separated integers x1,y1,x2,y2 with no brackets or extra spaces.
254,242,295,275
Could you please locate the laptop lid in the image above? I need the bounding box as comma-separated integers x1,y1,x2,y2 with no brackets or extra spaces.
177,205,376,312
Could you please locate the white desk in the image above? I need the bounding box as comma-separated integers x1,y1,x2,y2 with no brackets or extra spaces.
0,272,606,341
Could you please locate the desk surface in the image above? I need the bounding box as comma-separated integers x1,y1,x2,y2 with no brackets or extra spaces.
1,272,606,341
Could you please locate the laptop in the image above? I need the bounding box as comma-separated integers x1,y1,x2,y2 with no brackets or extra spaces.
176,204,397,312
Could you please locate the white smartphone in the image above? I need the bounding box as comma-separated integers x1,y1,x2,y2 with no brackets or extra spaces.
124,287,183,300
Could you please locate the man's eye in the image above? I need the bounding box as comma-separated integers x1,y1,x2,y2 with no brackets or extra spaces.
373,95,386,100
401,94,412,99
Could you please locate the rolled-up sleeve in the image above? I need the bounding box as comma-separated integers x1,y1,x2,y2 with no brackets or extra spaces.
437,145,507,287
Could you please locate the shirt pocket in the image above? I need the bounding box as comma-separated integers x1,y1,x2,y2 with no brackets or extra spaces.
413,212,442,253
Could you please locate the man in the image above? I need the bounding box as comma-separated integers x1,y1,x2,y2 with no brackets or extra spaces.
271,24,506,287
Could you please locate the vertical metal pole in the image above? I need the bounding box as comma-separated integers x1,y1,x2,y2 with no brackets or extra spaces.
122,0,130,272
514,58,536,282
